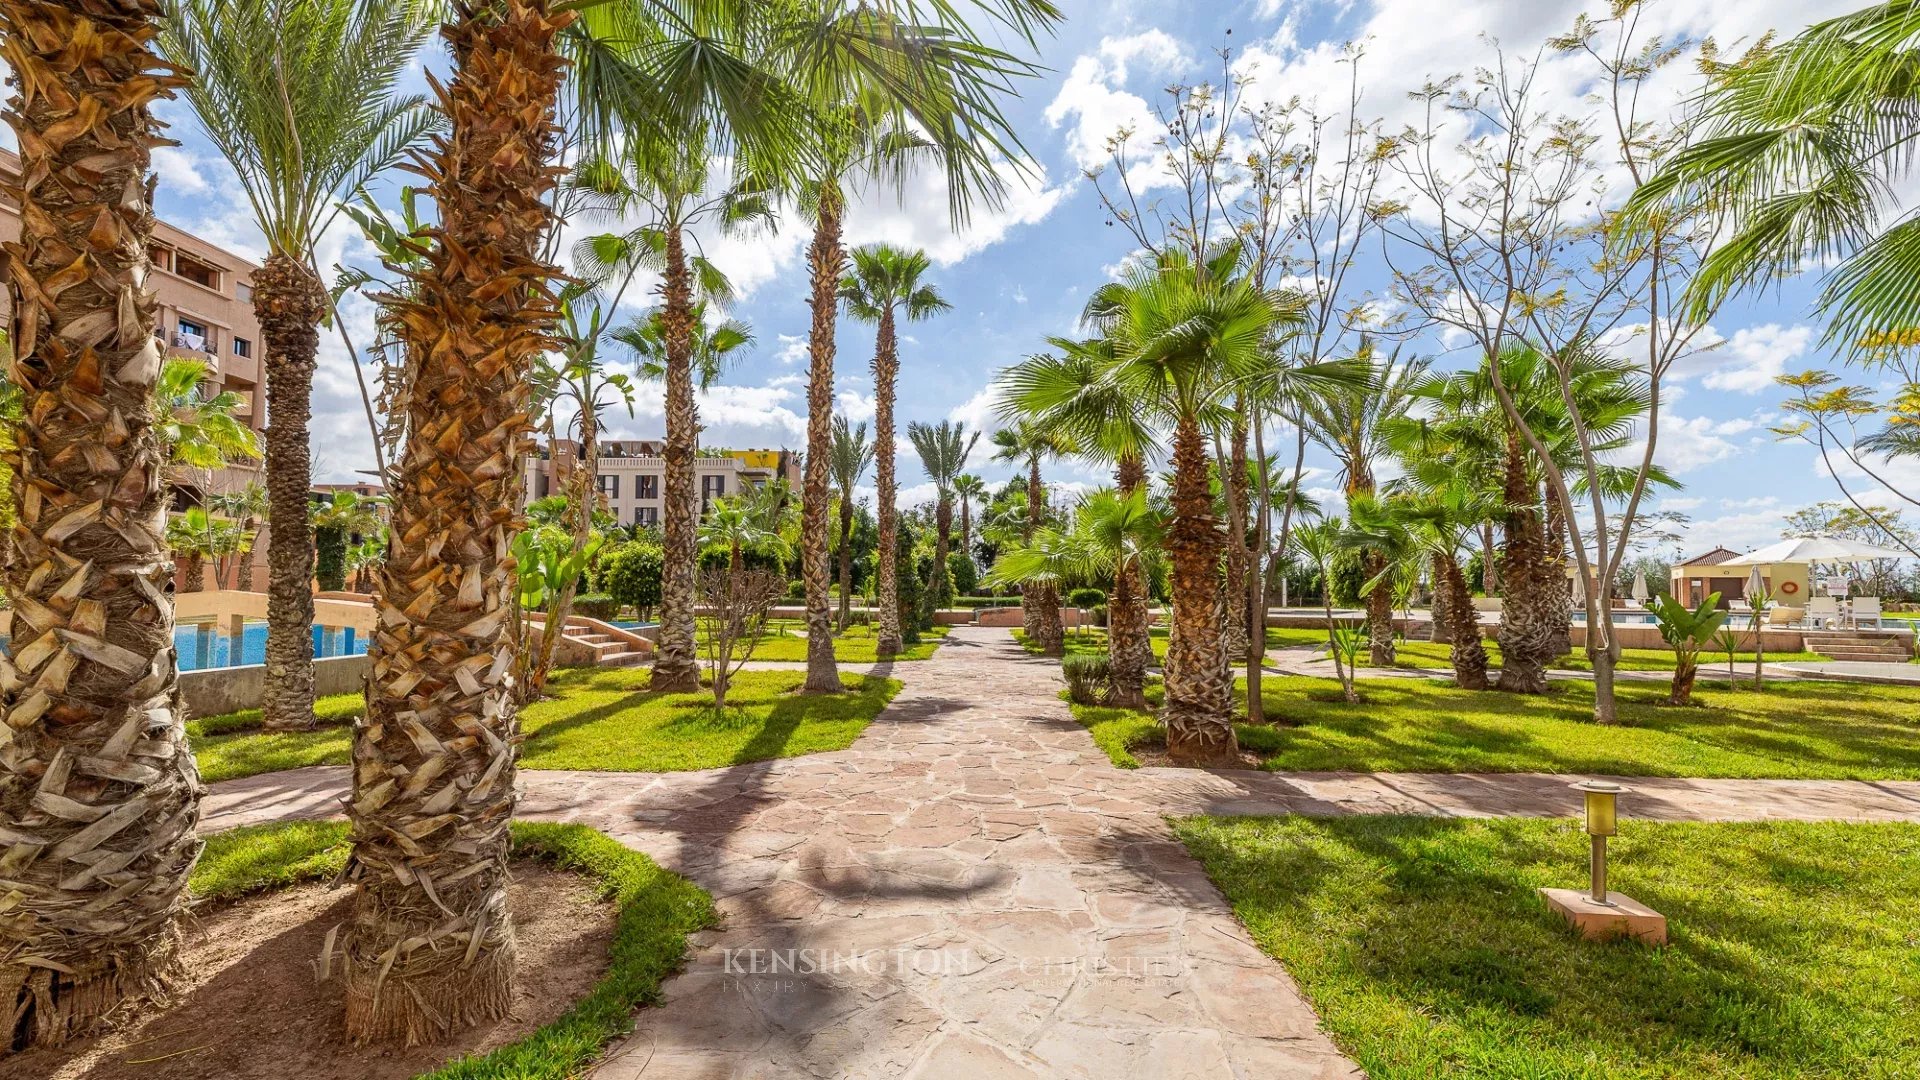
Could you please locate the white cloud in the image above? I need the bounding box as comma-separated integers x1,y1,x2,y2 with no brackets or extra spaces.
1044,30,1195,177
151,147,209,196
773,334,808,365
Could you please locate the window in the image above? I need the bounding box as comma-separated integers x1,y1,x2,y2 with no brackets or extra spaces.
636,507,658,527
232,336,251,358
638,475,659,500
700,474,726,513
598,474,620,499
237,282,253,304
173,318,212,353
175,253,220,290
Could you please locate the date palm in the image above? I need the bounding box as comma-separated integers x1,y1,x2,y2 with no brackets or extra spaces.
160,0,434,732
908,420,980,612
830,415,874,631
0,0,199,1046
209,482,269,590
990,420,1076,654
1095,246,1282,765
953,473,986,558
842,244,951,656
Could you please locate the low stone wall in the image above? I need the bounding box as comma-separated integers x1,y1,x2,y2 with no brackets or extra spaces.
180,653,369,719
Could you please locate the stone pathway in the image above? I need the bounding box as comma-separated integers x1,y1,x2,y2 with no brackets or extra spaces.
199,628,1920,1079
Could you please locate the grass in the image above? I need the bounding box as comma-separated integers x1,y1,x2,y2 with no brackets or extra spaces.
1175,815,1920,1080
1390,639,1831,672
713,619,948,662
195,820,716,1080
191,669,900,782
1013,625,1315,660
1068,675,1920,779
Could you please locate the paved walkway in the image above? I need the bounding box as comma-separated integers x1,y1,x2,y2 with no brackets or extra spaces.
201,628,1920,1079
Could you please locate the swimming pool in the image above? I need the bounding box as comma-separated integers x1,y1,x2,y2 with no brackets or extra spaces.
1570,611,1660,625
0,621,368,672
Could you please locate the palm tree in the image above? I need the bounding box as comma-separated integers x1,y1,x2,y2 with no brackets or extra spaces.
310,490,385,593
990,420,1076,654
623,300,754,391
1095,245,1283,764
209,482,269,590
829,415,874,631
160,0,434,732
340,0,564,1045
1395,481,1499,690
0,0,201,1045
908,420,980,613
1295,341,1429,666
953,473,987,559
168,507,244,592
1000,337,1155,700
154,357,262,475
842,245,951,657
1072,488,1164,708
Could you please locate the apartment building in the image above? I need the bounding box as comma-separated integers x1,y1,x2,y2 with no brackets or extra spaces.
525,439,800,527
0,148,272,588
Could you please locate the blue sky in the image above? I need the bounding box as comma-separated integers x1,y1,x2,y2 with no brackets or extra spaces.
118,0,1890,560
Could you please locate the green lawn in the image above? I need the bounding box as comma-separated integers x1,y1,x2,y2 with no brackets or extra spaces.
1390,639,1832,672
714,620,947,662
193,821,715,1080
1176,815,1920,1080
1068,675,1920,779
1013,625,1314,660
190,669,900,782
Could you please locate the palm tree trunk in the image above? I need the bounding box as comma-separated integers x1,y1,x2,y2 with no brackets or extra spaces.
255,252,325,731
801,184,844,692
1480,521,1499,594
184,555,206,592
1364,552,1395,666
1023,459,1062,654
1221,408,1251,659
873,309,902,657
1668,654,1697,706
1495,433,1553,693
836,493,854,632
0,0,200,1045
344,0,568,1044
1430,564,1453,644
1162,417,1238,764
959,500,971,559
1439,552,1489,690
649,222,700,691
1107,455,1151,709
237,520,258,590
930,494,953,607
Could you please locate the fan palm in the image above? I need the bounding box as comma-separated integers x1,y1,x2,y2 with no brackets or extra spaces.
990,420,1077,654
622,300,755,391
154,357,262,474
167,507,246,592
160,0,434,733
208,482,269,590
1073,488,1164,707
908,420,980,612
1095,247,1284,764
830,415,874,630
0,0,200,1046
842,244,951,656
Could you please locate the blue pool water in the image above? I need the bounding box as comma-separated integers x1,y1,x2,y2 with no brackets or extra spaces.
1,621,369,672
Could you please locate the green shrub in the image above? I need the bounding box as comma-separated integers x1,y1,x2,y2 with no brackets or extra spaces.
1068,587,1107,608
787,579,806,600
1062,654,1112,706
1329,547,1367,607
314,525,347,592
947,551,979,596
573,593,619,620
598,542,661,618
1090,603,1109,627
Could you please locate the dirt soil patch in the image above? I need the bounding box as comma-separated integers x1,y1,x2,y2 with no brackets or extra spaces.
11,860,616,1080
1129,743,1274,770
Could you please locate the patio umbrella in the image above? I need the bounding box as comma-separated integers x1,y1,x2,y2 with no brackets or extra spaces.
1630,570,1648,603
1720,536,1912,565
1746,565,1765,601
1570,569,1586,608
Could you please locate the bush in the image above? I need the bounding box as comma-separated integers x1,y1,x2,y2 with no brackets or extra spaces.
947,551,979,596
1062,654,1112,706
954,595,1024,609
1329,547,1367,607
599,541,661,618
787,579,806,600
1090,603,1108,628
1067,587,1107,609
315,525,347,592
896,524,925,642
573,593,619,620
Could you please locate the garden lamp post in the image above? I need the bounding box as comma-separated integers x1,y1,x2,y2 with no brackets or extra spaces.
1573,780,1624,904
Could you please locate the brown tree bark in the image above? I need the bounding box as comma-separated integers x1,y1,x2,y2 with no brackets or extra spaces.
836,490,854,632
1364,550,1396,666
1161,417,1238,764
872,307,902,657
801,185,844,692
1495,432,1553,693
1023,458,1062,654
648,222,700,691
255,251,325,730
183,555,205,592
1437,552,1489,690
343,0,568,1044
1107,454,1151,709
0,0,200,1046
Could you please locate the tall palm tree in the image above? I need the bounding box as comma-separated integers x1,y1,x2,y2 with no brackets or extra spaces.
953,472,986,558
1295,341,1429,666
1000,337,1155,700
623,299,754,390
160,0,434,732
841,244,950,657
990,420,1076,654
829,415,874,631
908,420,980,612
0,0,201,1046
1096,246,1282,765
341,0,564,1045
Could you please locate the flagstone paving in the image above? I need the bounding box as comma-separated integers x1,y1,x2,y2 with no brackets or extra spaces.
200,628,1920,1078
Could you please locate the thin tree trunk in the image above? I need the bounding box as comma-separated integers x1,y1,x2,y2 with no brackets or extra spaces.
1220,405,1251,659
1023,459,1062,654
0,0,199,1043
873,309,902,657
344,0,567,1044
801,186,844,692
1245,420,1271,724
836,493,854,632
1480,521,1499,594
256,252,325,730
1162,417,1237,764
1545,496,1572,659
1107,454,1151,709
650,222,700,691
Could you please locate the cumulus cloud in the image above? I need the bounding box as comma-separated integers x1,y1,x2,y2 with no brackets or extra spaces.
1044,30,1195,177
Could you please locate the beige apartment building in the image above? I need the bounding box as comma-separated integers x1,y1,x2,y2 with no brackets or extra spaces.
0,148,271,586
526,439,800,528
